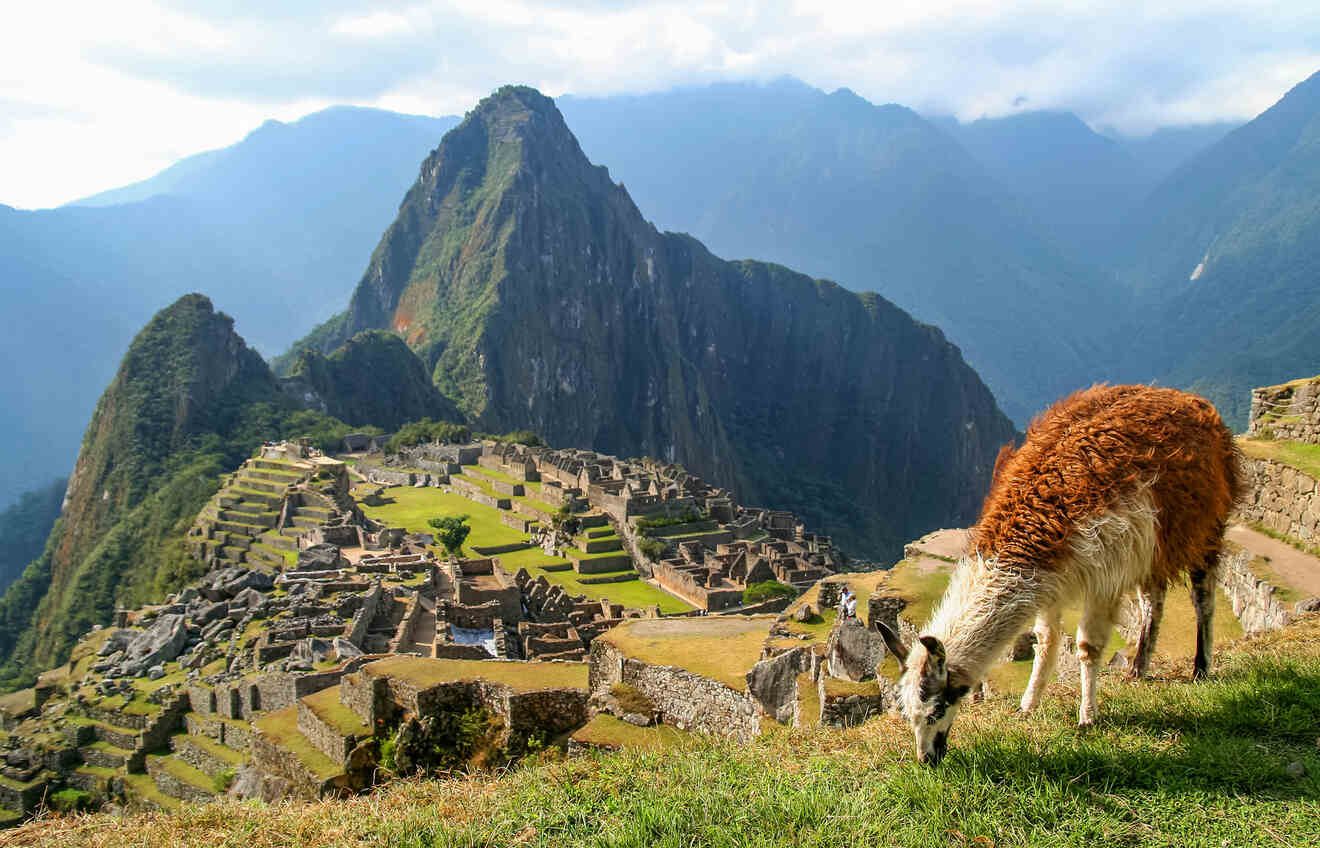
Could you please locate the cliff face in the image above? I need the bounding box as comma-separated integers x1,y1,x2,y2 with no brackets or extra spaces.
0,295,288,683
305,86,1017,556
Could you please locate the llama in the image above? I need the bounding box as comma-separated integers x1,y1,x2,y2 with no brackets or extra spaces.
875,384,1242,765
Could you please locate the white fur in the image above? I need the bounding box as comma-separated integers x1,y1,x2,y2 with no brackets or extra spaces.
905,488,1160,737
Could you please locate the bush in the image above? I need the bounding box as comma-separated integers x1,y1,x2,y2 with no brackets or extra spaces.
212,767,236,793
49,788,92,813
428,514,472,558
386,419,471,454
743,580,798,604
638,538,666,561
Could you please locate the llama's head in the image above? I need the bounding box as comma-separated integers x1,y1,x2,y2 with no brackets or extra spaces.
874,622,971,766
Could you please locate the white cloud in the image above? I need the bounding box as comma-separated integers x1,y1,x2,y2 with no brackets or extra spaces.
332,11,415,38
1,0,1318,208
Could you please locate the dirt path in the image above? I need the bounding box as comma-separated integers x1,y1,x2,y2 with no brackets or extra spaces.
1226,523,1320,597
402,594,437,657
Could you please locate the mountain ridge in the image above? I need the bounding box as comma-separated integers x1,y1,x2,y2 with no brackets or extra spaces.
293,85,1019,556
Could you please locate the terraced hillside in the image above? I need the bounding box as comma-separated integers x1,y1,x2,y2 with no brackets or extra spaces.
356,472,692,615
189,454,350,573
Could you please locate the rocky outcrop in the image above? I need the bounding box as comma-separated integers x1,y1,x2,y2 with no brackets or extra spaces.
296,86,1017,558
825,618,887,682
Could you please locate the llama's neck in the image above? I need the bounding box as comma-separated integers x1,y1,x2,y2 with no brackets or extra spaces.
922,555,1044,685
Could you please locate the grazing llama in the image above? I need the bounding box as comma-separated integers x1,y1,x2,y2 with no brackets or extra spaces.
875,385,1242,765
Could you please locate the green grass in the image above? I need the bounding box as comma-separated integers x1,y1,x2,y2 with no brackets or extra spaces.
74,764,119,779
17,617,1320,847
301,687,371,737
358,486,527,551
180,733,248,766
149,754,216,794
570,714,694,752
253,706,343,781
1240,437,1320,481
122,771,181,811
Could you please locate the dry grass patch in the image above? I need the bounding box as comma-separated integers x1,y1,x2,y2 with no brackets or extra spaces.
363,655,588,692
599,617,775,691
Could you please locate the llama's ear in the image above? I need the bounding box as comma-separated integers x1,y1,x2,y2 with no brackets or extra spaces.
918,635,946,664
874,620,908,666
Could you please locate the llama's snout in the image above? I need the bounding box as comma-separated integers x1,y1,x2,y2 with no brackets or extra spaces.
918,730,949,766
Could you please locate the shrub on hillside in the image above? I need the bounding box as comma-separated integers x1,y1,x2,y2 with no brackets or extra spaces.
386,419,471,454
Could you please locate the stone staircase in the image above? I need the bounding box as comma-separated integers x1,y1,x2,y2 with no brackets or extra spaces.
191,457,320,571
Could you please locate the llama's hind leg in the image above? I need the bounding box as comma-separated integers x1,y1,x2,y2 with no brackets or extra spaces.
1127,580,1166,680
1020,608,1062,714
1190,557,1219,680
1076,600,1119,727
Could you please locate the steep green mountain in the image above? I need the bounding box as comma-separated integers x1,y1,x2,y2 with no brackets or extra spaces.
1113,69,1320,427
0,479,66,596
561,81,1118,425
296,85,1018,557
280,330,464,431
0,107,458,510
0,295,366,689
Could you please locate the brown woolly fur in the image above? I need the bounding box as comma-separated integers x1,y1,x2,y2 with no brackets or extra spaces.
972,384,1244,585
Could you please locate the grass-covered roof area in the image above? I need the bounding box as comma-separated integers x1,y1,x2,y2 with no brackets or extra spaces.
363,655,589,692
23,615,1320,847
300,687,371,737
599,617,776,691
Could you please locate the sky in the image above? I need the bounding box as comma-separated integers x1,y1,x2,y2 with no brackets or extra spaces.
2,0,1319,210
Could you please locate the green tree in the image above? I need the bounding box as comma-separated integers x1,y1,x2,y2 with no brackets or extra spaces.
428,515,472,559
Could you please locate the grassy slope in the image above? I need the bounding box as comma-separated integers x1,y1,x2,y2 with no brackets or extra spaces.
16,615,1320,847
1238,438,1320,481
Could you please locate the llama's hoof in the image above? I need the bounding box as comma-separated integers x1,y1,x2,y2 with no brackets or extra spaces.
1077,716,1095,729
1018,696,1037,714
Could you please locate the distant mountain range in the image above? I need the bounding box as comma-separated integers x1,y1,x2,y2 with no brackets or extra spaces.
10,71,1320,517
0,107,458,507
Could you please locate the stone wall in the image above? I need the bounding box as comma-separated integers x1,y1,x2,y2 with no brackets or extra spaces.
345,582,389,649
1247,378,1320,442
1218,549,1295,634
1237,457,1320,543
587,640,761,742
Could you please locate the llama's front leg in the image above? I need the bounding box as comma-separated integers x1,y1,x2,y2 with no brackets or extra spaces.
1020,608,1062,714
1076,601,1117,727
1127,580,1166,680
1190,562,1218,680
